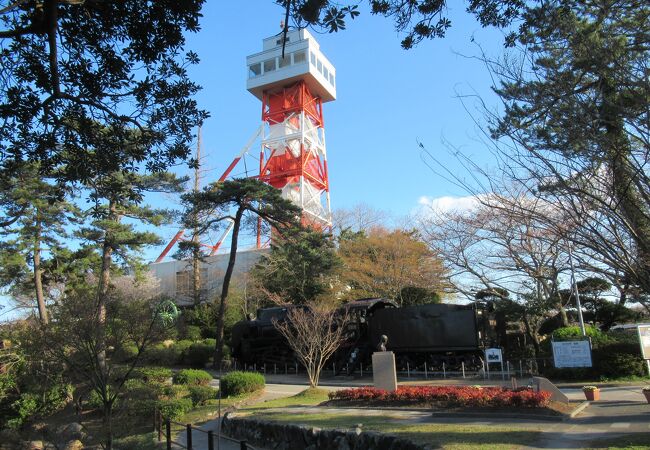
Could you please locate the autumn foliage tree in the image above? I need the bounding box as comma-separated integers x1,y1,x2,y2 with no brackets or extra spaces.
338,228,449,305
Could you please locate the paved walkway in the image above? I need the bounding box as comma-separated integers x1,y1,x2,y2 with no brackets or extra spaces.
175,376,650,449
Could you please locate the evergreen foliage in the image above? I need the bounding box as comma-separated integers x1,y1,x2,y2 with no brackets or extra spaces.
180,178,300,366
252,226,341,305
220,371,265,397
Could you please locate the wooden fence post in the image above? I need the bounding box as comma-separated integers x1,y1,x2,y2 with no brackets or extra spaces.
165,418,171,450
186,424,193,450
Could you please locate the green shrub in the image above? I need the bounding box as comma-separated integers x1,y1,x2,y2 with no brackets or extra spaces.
220,371,264,397
593,342,645,378
36,383,73,415
114,431,158,450
124,379,164,400
135,367,172,383
142,343,182,366
553,326,610,347
115,343,139,362
87,389,106,409
7,393,39,429
175,339,194,353
173,369,212,386
188,385,217,406
183,325,203,341
542,367,592,381
157,398,193,420
184,342,212,367
162,385,189,400
5,386,68,425
184,303,218,338
123,398,157,417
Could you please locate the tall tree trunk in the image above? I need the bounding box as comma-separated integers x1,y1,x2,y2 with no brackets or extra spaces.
213,208,243,369
32,212,48,324
103,401,113,450
558,303,569,327
96,201,116,383
601,77,650,292
522,312,541,359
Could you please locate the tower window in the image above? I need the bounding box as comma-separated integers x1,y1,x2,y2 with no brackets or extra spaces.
294,50,307,64
276,36,290,46
263,59,276,73
248,63,261,78
279,55,291,68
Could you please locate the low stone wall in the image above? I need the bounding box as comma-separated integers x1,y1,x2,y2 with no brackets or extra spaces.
221,412,428,450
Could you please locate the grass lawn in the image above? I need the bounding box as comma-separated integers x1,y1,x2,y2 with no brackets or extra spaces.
243,387,330,410
585,433,650,450
239,388,543,450
242,410,542,450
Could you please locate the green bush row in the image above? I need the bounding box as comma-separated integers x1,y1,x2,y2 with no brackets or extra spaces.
134,367,173,383
157,398,194,420
117,339,221,368
173,369,213,386
545,328,646,380
188,385,218,406
220,371,265,397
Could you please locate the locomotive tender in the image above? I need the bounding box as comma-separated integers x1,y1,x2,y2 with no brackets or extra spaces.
230,298,494,372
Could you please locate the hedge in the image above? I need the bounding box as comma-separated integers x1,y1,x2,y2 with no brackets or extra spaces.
173,369,213,386
220,371,265,397
184,341,213,367
189,385,217,406
134,367,172,383
157,398,193,420
329,386,551,408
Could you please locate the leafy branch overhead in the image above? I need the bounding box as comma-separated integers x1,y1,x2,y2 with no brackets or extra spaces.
0,0,208,183
277,0,525,48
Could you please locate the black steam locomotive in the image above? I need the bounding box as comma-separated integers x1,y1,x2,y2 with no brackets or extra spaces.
230,298,495,372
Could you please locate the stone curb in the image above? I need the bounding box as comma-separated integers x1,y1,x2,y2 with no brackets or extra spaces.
567,401,590,418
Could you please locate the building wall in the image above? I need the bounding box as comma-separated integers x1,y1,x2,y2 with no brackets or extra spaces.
148,248,268,306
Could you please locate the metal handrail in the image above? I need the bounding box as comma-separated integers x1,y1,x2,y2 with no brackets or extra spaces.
158,412,256,450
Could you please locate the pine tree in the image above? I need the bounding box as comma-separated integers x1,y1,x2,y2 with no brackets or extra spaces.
492,0,650,293
251,226,340,305
0,162,79,324
181,178,300,367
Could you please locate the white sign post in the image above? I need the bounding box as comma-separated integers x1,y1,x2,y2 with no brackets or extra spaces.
485,348,504,380
637,325,650,376
552,340,592,368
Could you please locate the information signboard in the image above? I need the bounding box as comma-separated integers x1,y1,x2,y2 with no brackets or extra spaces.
552,340,592,368
637,325,650,359
485,348,503,363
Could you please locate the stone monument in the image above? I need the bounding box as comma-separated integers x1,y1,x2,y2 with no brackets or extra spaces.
372,335,397,391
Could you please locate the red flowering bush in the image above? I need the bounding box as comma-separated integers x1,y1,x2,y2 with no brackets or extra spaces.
328,386,551,408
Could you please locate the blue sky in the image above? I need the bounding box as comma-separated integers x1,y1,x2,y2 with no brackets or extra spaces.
2,2,510,318
145,1,507,258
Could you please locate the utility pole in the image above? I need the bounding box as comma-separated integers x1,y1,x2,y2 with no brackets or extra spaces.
567,243,586,336
192,126,202,305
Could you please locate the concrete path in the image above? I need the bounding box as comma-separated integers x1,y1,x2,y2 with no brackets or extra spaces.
175,375,650,449
173,383,346,449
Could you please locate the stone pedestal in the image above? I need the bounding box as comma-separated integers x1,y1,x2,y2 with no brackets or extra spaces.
372,351,397,391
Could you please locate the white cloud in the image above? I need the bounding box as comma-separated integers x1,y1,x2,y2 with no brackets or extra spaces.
417,195,481,213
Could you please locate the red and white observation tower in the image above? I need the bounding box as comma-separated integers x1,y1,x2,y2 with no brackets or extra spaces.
156,28,335,261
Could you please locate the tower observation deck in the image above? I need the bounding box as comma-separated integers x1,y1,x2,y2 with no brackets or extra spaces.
155,29,336,263
247,28,335,228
